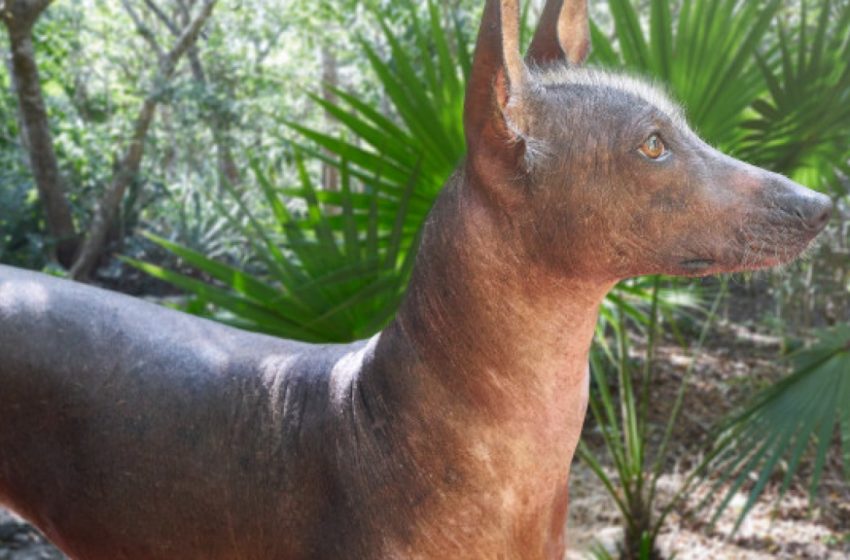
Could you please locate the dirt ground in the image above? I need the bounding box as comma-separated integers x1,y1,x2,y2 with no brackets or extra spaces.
1,283,848,559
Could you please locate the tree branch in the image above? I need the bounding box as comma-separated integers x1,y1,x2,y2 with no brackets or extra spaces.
121,0,164,60
69,0,218,280
154,0,214,81
141,0,180,36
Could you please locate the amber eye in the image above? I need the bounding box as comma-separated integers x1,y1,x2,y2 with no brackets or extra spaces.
639,134,667,160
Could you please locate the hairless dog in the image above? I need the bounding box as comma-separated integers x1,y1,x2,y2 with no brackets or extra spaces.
0,0,832,558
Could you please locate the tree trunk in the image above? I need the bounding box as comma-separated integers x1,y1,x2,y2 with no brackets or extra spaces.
321,44,339,192
215,122,240,189
2,0,79,268
69,0,218,281
187,46,240,190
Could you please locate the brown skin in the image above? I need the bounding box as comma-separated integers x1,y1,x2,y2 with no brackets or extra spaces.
0,0,832,558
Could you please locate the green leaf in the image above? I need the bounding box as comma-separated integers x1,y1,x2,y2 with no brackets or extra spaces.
706,326,850,527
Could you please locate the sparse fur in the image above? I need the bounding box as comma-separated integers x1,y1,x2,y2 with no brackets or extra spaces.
535,66,687,127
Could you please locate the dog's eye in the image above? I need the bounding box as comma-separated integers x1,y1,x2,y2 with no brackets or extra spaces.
639,134,667,160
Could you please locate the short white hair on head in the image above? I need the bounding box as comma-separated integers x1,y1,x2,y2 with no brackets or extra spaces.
534,66,687,127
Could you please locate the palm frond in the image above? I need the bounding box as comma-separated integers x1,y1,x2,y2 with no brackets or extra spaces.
737,0,850,192
705,325,850,528
128,157,420,343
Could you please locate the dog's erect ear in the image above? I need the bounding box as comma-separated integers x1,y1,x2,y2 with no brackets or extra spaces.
464,0,528,191
526,0,590,66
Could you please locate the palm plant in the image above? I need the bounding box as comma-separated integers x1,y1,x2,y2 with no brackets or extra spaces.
127,157,417,342
703,325,850,529
737,0,850,192
130,0,458,339
284,0,470,252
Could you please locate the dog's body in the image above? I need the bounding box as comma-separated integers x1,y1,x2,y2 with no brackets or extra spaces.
0,171,599,559
0,1,832,559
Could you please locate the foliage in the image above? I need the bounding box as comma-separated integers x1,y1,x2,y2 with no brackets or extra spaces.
127,157,417,342
737,0,850,193
284,0,470,260
1,0,382,271
0,180,45,269
704,325,850,529
126,0,462,339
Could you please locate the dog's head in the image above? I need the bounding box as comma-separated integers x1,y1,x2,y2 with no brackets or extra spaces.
464,0,832,281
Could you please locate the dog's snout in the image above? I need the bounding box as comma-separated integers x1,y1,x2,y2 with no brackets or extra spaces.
784,191,833,231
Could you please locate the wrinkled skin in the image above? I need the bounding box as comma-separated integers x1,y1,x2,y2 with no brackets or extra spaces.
0,0,832,559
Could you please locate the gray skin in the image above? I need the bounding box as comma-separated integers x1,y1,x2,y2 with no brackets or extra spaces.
0,0,832,558
0,267,428,559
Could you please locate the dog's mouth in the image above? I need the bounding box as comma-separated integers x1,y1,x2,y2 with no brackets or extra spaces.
676,228,816,276
679,259,716,274
681,237,814,276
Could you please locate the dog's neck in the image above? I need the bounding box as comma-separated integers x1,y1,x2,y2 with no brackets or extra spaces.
392,171,610,416
360,171,612,556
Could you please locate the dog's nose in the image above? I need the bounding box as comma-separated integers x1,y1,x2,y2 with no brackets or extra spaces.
772,176,833,232
794,192,833,231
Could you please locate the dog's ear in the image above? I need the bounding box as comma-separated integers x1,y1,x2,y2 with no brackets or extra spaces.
464,0,528,192
526,0,590,66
